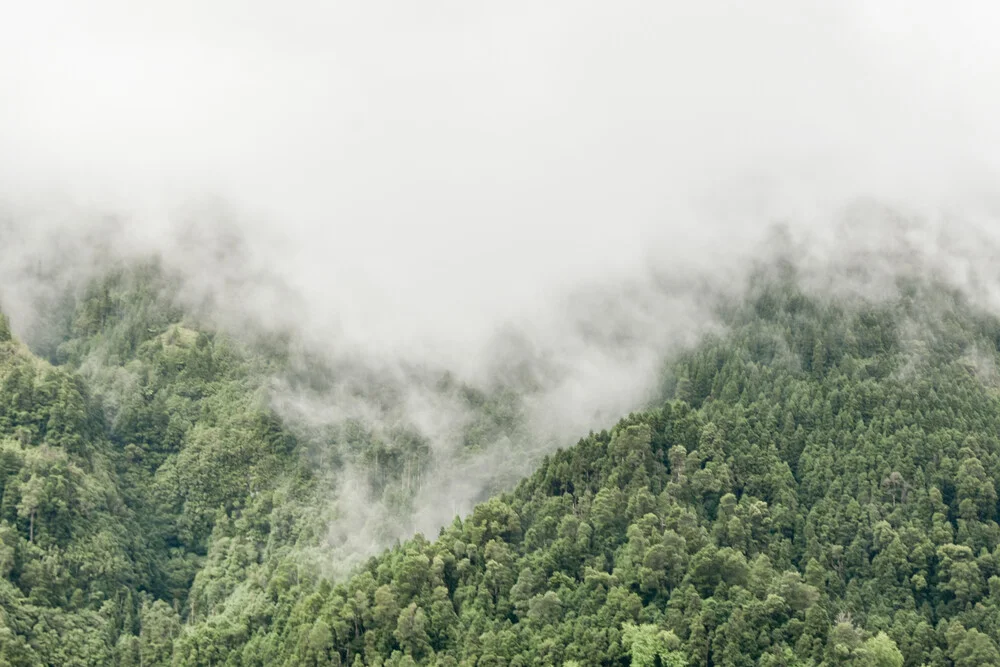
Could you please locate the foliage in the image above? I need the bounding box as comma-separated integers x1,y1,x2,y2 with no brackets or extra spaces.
5,267,1000,665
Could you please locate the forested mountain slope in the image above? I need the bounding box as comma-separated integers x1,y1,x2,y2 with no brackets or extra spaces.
4,268,1000,665
0,267,305,665
0,264,527,666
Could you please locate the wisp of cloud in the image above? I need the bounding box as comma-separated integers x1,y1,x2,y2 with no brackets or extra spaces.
2,0,1000,566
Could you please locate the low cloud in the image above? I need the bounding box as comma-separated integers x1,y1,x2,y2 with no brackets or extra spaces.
2,1,1000,564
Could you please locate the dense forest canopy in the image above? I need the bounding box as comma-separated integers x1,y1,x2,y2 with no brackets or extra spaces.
3,261,1000,666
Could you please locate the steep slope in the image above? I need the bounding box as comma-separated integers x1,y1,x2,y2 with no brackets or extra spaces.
164,278,1000,666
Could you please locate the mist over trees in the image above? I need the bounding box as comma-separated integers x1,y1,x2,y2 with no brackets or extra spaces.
3,2,1000,665
1,243,1000,665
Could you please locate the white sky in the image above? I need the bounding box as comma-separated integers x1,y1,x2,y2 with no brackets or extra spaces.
2,1,1000,353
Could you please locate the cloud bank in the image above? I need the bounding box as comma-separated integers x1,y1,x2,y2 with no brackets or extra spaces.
3,1,1000,563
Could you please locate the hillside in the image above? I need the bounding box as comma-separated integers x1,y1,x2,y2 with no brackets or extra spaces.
3,269,1000,665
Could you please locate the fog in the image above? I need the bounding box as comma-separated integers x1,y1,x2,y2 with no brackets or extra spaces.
4,2,1000,339
3,1,1000,563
